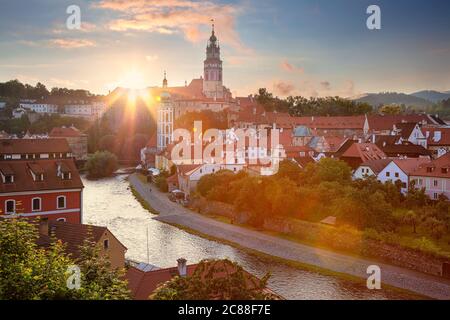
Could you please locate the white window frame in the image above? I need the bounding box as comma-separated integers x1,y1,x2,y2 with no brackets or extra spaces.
31,197,42,212
56,196,66,209
5,199,15,214
56,217,66,222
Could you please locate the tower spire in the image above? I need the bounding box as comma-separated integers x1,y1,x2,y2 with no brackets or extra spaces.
162,70,168,88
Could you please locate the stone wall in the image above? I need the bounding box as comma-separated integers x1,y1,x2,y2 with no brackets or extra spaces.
191,197,449,277
264,217,448,277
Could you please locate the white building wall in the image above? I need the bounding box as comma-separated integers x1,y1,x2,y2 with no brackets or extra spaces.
377,161,409,193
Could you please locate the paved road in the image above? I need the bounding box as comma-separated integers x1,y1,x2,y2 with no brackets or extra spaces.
129,174,450,300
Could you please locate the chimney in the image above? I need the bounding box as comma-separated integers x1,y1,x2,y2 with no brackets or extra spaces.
38,218,49,236
177,258,187,277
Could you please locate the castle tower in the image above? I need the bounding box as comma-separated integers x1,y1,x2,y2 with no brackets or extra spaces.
203,22,224,99
157,73,174,151
162,70,168,88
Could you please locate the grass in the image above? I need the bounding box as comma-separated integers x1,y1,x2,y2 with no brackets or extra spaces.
160,220,427,300
130,184,160,215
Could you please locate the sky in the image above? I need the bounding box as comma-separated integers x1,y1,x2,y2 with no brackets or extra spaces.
0,0,449,98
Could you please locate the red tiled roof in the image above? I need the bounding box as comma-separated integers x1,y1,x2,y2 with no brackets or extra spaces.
126,260,279,300
395,122,418,139
0,159,83,193
49,126,85,138
359,159,392,175
177,164,202,176
410,153,450,178
276,115,366,130
36,221,126,259
341,143,386,162
379,143,431,158
423,127,450,146
0,139,71,155
126,264,197,300
367,114,432,132
392,158,431,175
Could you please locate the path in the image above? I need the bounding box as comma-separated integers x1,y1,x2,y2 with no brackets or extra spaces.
129,173,450,300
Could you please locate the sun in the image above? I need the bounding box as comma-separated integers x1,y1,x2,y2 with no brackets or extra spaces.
120,70,147,90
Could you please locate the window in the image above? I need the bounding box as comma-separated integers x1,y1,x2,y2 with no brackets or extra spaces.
5,200,15,214
4,175,13,183
57,196,66,209
433,193,438,200
56,218,66,222
32,198,41,211
433,180,438,187
61,172,71,180
386,172,390,177
103,239,109,250
395,172,399,178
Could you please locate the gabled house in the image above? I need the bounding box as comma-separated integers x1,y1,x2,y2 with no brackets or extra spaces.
339,143,386,170
393,122,427,148
378,158,430,193
36,219,127,270
353,158,391,180
410,153,450,200
423,126,450,158
0,139,83,223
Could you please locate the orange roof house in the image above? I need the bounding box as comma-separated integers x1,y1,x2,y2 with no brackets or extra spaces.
340,143,386,169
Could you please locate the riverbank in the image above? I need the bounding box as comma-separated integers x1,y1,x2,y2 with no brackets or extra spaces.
129,173,450,300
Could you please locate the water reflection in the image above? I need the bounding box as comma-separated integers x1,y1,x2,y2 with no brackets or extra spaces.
82,175,416,300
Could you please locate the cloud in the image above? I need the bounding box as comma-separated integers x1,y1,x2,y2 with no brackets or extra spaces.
320,81,331,91
94,0,250,53
273,81,295,96
49,38,95,48
280,60,304,74
145,54,159,61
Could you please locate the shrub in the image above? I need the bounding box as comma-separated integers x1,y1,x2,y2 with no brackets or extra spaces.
85,151,118,178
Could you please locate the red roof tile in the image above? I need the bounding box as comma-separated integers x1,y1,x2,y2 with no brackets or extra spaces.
0,159,83,193
341,143,386,162
49,126,85,138
0,139,71,155
411,153,450,178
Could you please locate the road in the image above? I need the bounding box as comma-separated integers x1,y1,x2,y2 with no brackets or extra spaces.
129,173,450,300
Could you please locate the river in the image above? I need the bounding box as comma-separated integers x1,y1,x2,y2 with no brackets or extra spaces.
82,175,418,300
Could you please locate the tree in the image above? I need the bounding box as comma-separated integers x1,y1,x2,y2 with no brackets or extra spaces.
0,219,73,299
0,219,130,300
300,158,352,185
421,217,446,240
151,259,276,300
72,237,130,300
85,151,118,178
394,210,418,233
379,104,403,115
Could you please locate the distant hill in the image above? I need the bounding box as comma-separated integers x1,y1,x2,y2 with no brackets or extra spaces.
352,92,433,108
410,90,450,103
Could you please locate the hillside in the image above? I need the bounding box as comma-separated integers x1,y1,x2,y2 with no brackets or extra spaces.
410,90,450,103
352,92,433,108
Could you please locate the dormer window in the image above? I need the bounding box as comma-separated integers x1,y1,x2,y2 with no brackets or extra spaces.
442,168,449,174
61,172,71,180
4,174,14,183
426,167,434,173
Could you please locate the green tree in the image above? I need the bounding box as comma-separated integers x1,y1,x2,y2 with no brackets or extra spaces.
300,158,352,185
72,237,130,300
85,151,118,178
0,219,130,300
151,259,276,300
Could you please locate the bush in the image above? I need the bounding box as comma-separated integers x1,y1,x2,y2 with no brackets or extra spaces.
85,151,118,178
154,176,168,192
